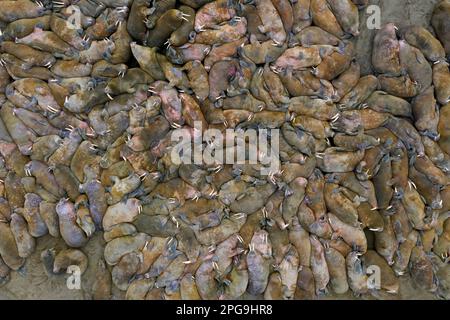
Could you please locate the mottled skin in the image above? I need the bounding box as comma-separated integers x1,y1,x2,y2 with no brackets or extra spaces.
344,77,390,110
157,53,190,90
70,140,101,182
241,38,286,65
409,246,437,292
78,39,116,64
51,60,92,78
194,17,247,45
107,21,133,65
10,213,35,258
384,116,425,157
49,14,88,51
392,230,418,275
130,43,166,80
422,136,450,174
58,5,95,29
103,223,137,243
291,26,341,47
1,53,53,80
127,0,151,41
0,221,25,270
169,5,195,46
194,0,236,32
310,0,344,38
282,177,307,224
0,64,10,94
0,41,56,69
433,61,450,105
0,0,48,22
105,68,153,96
438,103,450,157
56,198,88,248
374,215,398,266
317,148,365,173
329,213,367,253
324,245,348,294
238,4,268,41
372,23,402,76
332,61,360,100
0,141,29,176
79,167,107,230
255,0,286,45
264,272,283,300
145,0,176,29
311,42,354,80
247,245,271,295
13,108,59,137
222,258,248,299
127,115,170,152
16,26,76,56
85,7,128,41
324,183,359,227
346,251,368,295
64,83,109,113
8,78,60,115
250,68,277,111
147,238,180,277
372,154,393,209
366,91,411,118
103,198,141,230
288,96,338,121
93,61,128,79
53,249,88,275
0,103,35,155
327,0,359,36
0,255,11,285
399,40,432,94
195,260,219,300
104,85,148,116
104,233,150,266
1,16,51,40
263,63,290,105
25,160,63,197
272,0,293,34
76,0,108,18
145,9,184,47
204,38,246,70
401,26,445,62
309,235,329,295
294,265,315,299
333,132,380,151
39,201,59,238
432,0,450,58
75,195,96,238
4,172,26,209
167,43,211,64
414,87,439,139
378,75,419,98
112,252,141,291
91,258,112,300
126,278,154,300
193,212,247,246
292,115,332,139
274,45,333,71
48,129,82,167
278,245,299,299
155,254,187,288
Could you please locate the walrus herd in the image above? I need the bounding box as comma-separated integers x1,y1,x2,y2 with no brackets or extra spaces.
0,0,449,300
